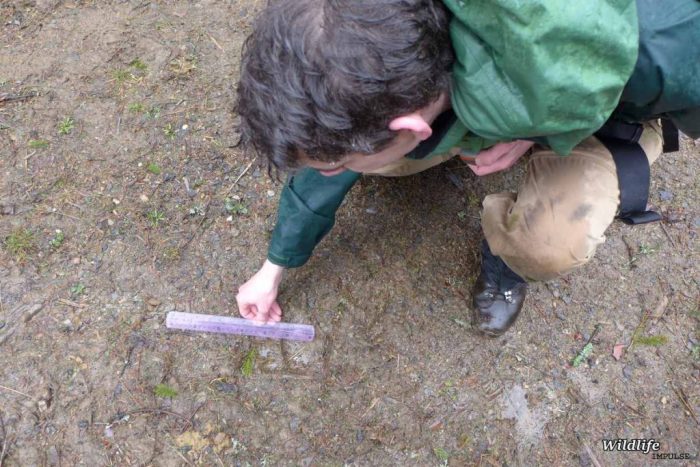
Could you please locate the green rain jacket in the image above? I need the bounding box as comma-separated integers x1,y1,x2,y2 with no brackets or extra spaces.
266,0,700,269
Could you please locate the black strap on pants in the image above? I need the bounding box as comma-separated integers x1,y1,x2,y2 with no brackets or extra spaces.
661,117,680,153
594,121,662,225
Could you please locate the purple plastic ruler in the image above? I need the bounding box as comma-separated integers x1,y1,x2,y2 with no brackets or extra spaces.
165,311,315,342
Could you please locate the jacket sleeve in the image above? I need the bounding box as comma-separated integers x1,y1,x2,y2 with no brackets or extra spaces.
615,0,700,139
267,168,361,268
442,0,639,155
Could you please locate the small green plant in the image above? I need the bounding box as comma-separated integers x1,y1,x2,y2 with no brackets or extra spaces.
638,244,657,256
169,56,197,76
53,178,67,190
58,117,75,135
241,348,257,377
4,228,35,260
433,447,449,465
154,383,178,398
146,162,161,175
450,316,471,329
128,102,145,113
230,438,247,455
154,20,171,31
129,58,148,72
630,244,658,265
188,204,205,217
571,342,593,367
457,210,467,221
691,345,700,360
439,380,458,401
49,230,65,249
70,283,86,296
28,139,49,149
145,106,160,119
225,198,248,215
146,209,166,227
163,123,176,139
112,69,134,83
690,309,700,320
162,246,181,261
633,335,668,346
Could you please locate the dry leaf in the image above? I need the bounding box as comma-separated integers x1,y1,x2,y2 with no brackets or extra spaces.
612,343,625,361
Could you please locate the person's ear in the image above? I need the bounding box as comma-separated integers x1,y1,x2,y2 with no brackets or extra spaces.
389,113,432,141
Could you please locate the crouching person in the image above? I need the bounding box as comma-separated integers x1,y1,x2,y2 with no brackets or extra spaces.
233,0,700,336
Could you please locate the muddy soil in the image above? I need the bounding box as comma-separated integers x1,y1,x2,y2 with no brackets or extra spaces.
1,1,698,466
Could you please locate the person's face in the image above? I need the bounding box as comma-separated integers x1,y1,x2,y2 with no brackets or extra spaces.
301,130,422,176
300,92,450,177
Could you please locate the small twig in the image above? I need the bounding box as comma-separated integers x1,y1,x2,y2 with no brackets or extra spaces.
659,222,677,248
124,408,194,430
165,437,194,466
258,371,313,380
178,201,214,252
587,324,602,345
64,201,84,211
21,303,44,323
213,449,226,467
0,91,38,103
183,177,192,194
161,108,187,117
187,403,204,432
58,299,87,309
0,329,16,347
0,384,34,400
208,34,224,51
48,210,83,223
1,413,6,443
226,160,255,195
485,385,503,401
361,397,380,419
647,295,671,330
621,236,637,268
610,391,647,419
0,413,9,467
577,433,604,467
670,382,699,425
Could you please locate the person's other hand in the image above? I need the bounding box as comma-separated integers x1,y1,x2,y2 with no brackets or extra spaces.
465,140,534,176
235,260,285,323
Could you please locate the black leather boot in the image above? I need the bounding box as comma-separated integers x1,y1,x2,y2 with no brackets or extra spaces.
472,239,528,336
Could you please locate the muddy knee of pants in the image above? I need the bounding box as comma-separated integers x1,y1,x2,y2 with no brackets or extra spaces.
482,123,663,281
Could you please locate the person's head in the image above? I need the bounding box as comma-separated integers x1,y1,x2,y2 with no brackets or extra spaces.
236,0,454,175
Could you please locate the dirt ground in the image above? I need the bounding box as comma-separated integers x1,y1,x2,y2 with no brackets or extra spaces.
1,1,698,466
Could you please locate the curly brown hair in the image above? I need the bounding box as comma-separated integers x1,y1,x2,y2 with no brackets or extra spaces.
235,0,454,173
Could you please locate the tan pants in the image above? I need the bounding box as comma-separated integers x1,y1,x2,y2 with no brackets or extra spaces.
367,122,664,281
